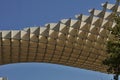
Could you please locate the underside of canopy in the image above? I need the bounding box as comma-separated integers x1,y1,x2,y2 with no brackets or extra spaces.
0,0,120,73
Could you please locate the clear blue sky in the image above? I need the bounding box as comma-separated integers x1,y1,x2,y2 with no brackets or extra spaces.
0,0,115,80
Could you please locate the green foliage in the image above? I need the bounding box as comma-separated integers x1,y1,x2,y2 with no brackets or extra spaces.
102,14,120,75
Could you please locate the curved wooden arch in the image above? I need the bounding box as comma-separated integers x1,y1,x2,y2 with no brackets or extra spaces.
0,0,120,73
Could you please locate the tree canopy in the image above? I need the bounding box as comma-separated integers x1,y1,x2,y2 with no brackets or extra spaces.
102,14,120,80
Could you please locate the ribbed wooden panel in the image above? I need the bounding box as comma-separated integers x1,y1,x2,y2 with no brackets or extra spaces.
0,0,120,73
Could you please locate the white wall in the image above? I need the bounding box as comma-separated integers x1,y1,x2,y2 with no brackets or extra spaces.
0,77,7,80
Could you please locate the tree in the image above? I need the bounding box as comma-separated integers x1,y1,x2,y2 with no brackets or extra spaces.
102,14,120,80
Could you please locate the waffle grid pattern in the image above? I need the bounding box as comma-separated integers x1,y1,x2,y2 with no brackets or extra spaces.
0,0,120,73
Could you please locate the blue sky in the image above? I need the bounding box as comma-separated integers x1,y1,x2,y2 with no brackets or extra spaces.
0,0,115,80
